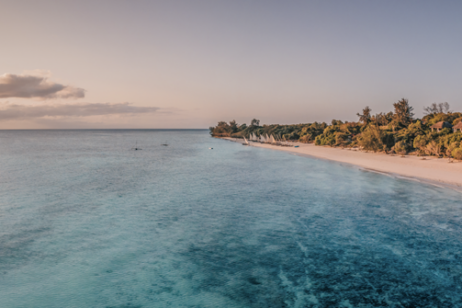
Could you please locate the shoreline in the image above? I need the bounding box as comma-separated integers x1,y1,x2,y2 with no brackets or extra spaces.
220,137,462,191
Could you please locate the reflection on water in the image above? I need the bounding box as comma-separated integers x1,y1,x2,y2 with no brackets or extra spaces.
0,130,461,307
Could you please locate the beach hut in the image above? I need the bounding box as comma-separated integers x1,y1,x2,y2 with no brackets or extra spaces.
430,121,452,132
453,122,462,133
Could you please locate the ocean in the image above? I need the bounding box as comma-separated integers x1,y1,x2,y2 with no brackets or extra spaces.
0,129,461,307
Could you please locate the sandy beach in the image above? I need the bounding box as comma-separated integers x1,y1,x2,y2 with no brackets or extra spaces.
223,138,462,189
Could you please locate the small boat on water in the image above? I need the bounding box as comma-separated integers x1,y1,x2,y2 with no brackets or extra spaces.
242,136,250,146
132,141,142,151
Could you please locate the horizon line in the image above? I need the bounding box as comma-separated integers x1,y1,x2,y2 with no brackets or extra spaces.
0,128,210,131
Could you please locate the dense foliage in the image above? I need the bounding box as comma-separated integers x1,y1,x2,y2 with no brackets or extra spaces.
209,100,462,159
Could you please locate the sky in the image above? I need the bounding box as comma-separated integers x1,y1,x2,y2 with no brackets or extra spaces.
0,0,461,129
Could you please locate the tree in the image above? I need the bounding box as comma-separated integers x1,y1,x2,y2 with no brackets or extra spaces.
446,142,459,160
229,120,238,133
210,121,233,136
357,106,372,125
371,112,393,126
413,135,428,155
250,118,260,126
424,102,450,115
452,148,462,160
394,141,408,155
357,125,389,152
425,140,441,157
393,98,414,126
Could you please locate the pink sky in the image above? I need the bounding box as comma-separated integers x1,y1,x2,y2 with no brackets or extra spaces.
1,1,461,128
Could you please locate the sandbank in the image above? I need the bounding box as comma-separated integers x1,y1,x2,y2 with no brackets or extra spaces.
222,138,462,190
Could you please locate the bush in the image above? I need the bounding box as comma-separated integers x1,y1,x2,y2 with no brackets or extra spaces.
413,135,428,154
439,128,452,135
393,141,408,155
299,134,313,143
315,136,321,145
413,135,426,147
445,141,460,158
425,140,442,157
453,117,462,125
452,148,462,160
357,125,389,152
315,134,336,146
335,132,349,146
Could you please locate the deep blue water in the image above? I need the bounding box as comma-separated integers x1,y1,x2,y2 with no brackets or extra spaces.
1,130,462,307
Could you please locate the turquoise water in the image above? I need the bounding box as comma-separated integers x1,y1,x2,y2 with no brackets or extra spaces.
1,130,462,307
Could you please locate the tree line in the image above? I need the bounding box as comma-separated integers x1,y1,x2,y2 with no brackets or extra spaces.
209,99,462,159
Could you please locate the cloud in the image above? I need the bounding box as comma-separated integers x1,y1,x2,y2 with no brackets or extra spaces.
0,73,85,99
0,102,159,120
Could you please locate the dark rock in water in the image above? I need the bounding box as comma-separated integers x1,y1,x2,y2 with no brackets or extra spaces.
247,277,261,285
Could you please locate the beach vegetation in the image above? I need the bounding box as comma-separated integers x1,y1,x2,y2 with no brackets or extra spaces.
356,125,393,152
357,106,371,125
451,147,462,160
425,140,442,157
413,135,429,155
209,99,462,160
424,102,450,115
393,140,409,155
393,98,414,126
250,118,260,126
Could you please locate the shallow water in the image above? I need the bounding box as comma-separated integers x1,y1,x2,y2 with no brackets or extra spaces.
1,130,462,307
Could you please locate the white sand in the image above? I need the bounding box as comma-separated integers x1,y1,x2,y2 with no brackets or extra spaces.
223,138,462,188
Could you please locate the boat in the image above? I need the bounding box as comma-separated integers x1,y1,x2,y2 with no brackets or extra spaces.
270,135,276,144
131,141,142,151
242,136,250,146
